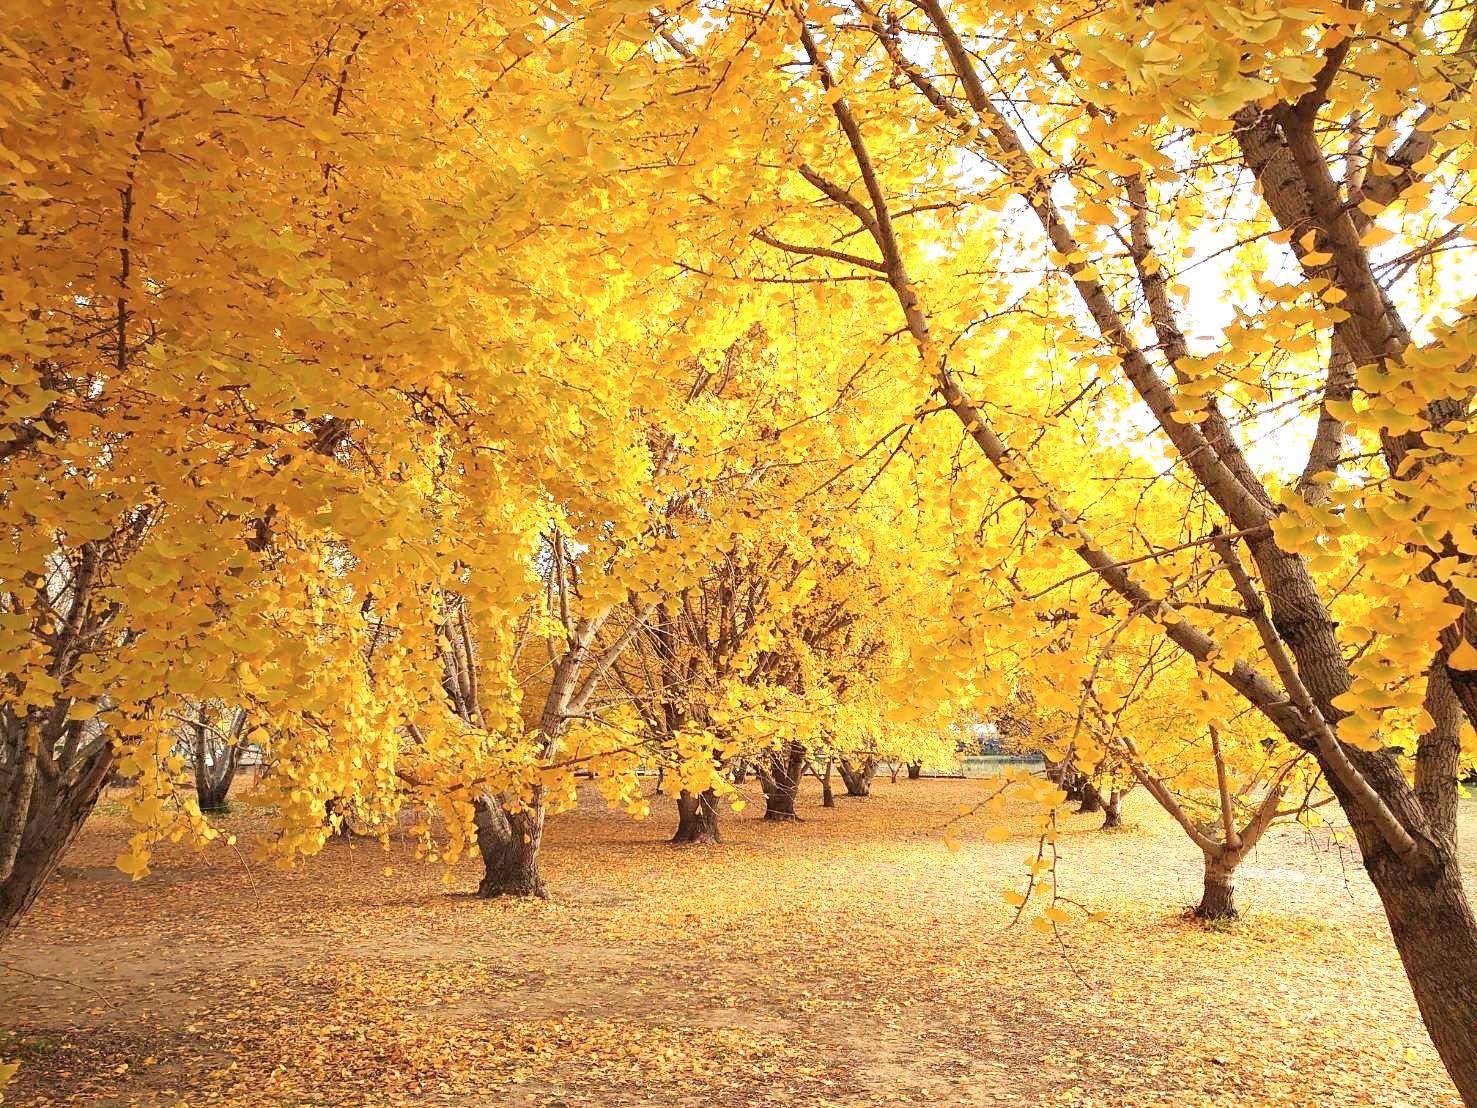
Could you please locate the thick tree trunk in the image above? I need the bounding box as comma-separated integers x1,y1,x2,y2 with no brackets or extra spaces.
1076,782,1103,815
194,747,242,813
474,792,547,898
196,776,233,813
1196,852,1238,921
906,761,922,780
760,743,804,821
0,744,114,943
764,788,797,819
1318,742,1477,1101
672,788,721,844
1365,850,1477,1100
838,757,876,797
1100,788,1122,829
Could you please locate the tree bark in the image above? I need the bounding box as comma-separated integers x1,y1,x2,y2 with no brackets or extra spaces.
1364,850,1477,1099
838,757,876,797
820,758,834,808
0,743,114,943
192,722,244,813
1076,782,1103,815
474,792,547,898
906,760,922,780
1197,852,1239,921
1100,788,1122,829
759,743,804,820
196,775,234,813
672,788,721,844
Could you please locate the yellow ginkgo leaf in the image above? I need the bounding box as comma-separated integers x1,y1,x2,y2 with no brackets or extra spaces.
1449,640,1477,671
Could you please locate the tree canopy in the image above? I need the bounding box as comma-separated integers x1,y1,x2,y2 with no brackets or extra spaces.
5,0,1477,1100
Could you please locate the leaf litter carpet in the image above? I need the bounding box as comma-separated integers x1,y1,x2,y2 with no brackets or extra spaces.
3,777,1470,1106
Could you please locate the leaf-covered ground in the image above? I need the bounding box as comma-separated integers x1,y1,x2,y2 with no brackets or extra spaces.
2,777,1472,1106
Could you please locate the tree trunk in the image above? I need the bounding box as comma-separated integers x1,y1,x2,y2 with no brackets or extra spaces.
1100,788,1122,829
0,744,114,943
906,760,922,780
1196,852,1238,921
731,758,748,785
760,743,804,820
821,758,834,808
1076,781,1103,814
1060,763,1085,804
196,776,233,813
839,757,876,797
1364,849,1477,1101
672,788,721,844
194,746,242,813
190,708,245,814
325,797,355,837
474,792,547,898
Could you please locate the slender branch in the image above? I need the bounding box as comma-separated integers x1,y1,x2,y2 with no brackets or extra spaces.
1210,529,1431,869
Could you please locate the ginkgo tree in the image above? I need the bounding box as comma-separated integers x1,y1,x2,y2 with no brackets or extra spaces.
0,0,699,934
8,0,1477,1102
628,0,1477,1097
1014,625,1328,919
599,304,963,838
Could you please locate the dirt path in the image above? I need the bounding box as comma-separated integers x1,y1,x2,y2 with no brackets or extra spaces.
1,778,1469,1105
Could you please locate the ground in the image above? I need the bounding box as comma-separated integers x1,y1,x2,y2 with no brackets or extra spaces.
1,776,1471,1107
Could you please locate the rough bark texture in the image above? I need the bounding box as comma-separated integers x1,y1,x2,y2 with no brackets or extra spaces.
0,743,114,943
838,757,876,797
672,788,721,844
1197,853,1238,921
1365,850,1477,1099
1417,666,1463,845
760,743,804,820
1100,789,1122,830
820,759,835,808
906,761,922,780
474,793,547,898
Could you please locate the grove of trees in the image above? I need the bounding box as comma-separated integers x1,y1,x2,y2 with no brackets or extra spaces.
4,0,1477,1100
